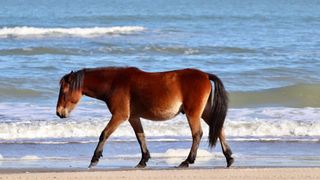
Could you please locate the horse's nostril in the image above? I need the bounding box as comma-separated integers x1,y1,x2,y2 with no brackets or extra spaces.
56,111,64,118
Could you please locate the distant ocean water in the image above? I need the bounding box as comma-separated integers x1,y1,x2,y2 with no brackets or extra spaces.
0,0,320,168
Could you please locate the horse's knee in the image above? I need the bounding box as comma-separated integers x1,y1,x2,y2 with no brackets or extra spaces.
199,130,203,138
99,131,106,141
192,130,203,141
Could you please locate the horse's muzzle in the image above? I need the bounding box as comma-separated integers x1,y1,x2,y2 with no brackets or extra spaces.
56,107,68,118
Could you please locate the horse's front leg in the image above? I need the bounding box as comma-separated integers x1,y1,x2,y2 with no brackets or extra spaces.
89,114,127,168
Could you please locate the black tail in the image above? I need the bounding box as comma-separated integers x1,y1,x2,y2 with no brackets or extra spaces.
207,73,228,148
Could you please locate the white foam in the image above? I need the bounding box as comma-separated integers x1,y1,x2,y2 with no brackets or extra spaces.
225,108,320,137
1,103,320,142
0,26,145,38
111,148,224,164
113,148,218,158
152,148,220,158
153,149,224,165
20,155,41,160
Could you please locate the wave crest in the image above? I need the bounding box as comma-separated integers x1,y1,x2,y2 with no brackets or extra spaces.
0,107,319,142
0,26,145,38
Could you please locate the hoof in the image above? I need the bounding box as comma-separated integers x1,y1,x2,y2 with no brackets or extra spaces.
178,161,189,168
227,157,234,168
88,161,98,169
135,163,146,168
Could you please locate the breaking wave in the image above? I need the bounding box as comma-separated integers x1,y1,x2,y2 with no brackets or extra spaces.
0,103,319,143
0,26,145,38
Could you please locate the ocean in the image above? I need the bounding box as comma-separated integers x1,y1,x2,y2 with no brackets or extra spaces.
0,0,320,169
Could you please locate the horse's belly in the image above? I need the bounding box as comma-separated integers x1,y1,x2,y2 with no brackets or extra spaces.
141,101,182,121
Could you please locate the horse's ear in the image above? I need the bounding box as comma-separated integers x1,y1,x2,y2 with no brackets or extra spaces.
66,71,74,82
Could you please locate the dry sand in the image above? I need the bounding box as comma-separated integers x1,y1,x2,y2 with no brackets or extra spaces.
0,168,320,180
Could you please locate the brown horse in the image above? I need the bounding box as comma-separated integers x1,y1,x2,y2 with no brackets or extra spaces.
56,67,234,168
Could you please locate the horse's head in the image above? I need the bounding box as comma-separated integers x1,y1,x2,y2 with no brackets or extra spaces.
56,70,84,118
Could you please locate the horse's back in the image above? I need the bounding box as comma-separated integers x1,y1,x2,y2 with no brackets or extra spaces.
129,68,210,98
128,68,212,120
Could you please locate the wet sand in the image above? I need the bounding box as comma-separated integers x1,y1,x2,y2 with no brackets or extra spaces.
1,168,320,180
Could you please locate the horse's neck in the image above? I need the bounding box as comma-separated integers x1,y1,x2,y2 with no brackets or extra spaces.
82,69,114,101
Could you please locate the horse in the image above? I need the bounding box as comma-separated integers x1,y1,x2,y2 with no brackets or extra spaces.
56,67,234,168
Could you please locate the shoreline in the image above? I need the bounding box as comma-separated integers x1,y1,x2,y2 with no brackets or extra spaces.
0,166,319,173
0,167,319,180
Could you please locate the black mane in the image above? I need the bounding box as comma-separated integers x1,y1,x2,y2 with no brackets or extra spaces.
60,70,84,92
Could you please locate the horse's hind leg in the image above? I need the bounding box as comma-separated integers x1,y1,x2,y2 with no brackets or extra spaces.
219,128,234,167
89,114,126,168
179,114,203,168
202,109,234,167
129,117,150,168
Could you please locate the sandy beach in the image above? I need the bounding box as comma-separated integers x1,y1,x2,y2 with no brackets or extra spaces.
1,168,320,180
1,1,320,180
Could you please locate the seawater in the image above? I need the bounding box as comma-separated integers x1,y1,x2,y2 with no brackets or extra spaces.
0,0,320,168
